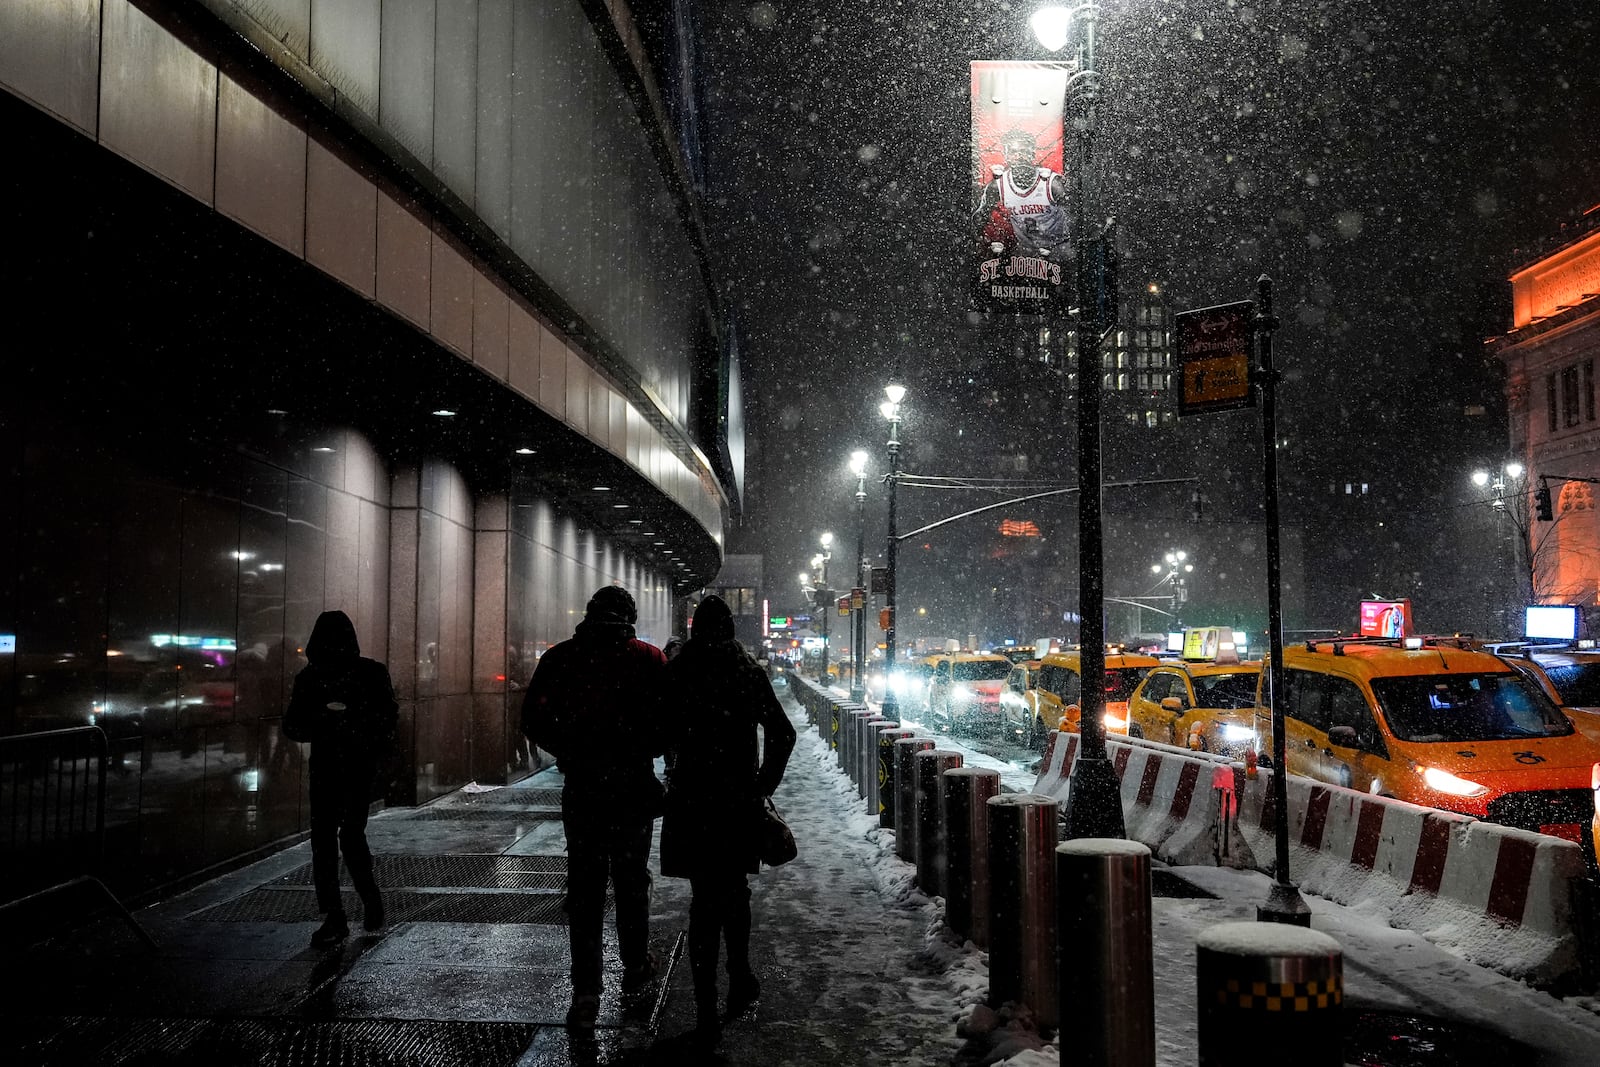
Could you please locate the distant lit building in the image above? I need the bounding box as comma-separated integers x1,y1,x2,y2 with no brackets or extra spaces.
1490,208,1600,610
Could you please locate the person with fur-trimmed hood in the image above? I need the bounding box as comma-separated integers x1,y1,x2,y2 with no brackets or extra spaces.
521,584,668,1026
660,594,796,1043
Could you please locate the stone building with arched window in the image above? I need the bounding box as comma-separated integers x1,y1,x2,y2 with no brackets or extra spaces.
1491,212,1600,614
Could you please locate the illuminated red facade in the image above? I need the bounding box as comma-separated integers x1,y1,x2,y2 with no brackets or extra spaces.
1493,210,1600,610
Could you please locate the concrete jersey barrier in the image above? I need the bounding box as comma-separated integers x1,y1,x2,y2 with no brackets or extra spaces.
1034,729,1591,988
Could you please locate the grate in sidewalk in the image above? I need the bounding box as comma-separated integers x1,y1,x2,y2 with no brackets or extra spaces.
194,888,577,924
267,854,567,889
404,808,562,823
10,1015,538,1066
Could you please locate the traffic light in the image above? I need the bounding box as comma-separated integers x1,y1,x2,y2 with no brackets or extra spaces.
1535,482,1553,521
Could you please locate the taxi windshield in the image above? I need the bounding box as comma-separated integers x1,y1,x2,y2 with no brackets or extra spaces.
1369,673,1573,743
954,660,1012,682
1538,662,1600,708
1191,672,1259,709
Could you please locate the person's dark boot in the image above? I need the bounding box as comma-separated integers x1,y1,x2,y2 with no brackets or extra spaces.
310,911,349,948
725,970,761,1018
361,891,385,932
622,950,660,996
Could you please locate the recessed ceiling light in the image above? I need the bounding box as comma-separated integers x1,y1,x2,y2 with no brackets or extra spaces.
653,541,666,546
592,485,611,491
311,446,335,453
515,447,535,455
629,519,643,524
266,408,288,416
613,503,630,509
432,409,457,417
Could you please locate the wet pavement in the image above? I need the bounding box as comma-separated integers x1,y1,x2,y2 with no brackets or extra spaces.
1,689,966,1066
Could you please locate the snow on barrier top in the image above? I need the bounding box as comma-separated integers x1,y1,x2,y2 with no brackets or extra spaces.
1033,728,1592,988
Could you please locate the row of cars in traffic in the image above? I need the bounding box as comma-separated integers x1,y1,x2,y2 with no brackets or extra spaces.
895,633,1600,873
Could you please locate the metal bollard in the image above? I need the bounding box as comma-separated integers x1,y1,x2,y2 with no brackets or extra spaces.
839,705,859,770
893,737,936,862
859,717,890,801
1057,839,1155,1066
863,720,897,804
942,767,1001,946
987,793,1060,1026
846,707,873,780
914,749,963,896
876,727,913,826
1196,923,1343,1067
829,703,841,753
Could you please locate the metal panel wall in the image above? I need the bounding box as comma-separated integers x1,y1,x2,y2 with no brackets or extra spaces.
309,0,380,113
433,0,478,203
100,0,217,204
216,73,308,256
0,0,101,135
378,0,435,167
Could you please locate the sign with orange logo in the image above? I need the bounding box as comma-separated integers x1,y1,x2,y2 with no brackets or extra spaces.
1176,301,1255,416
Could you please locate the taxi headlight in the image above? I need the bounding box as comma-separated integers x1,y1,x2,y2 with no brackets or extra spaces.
1102,712,1127,729
951,687,975,705
1220,724,1256,742
1422,766,1489,798
893,674,922,697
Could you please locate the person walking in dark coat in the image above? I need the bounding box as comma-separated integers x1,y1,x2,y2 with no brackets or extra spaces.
282,610,398,948
660,595,797,1042
521,585,669,1026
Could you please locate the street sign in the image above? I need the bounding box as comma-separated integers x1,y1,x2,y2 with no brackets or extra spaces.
850,587,865,609
870,567,888,594
769,616,791,628
879,608,892,631
837,596,851,618
1176,300,1255,416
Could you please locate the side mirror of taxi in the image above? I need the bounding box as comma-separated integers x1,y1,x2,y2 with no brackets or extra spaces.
1327,725,1359,749
1160,696,1184,713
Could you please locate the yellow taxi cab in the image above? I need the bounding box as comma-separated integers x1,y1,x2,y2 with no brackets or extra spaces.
926,651,1015,736
999,660,1042,746
1489,644,1600,745
1033,649,1161,753
1256,636,1600,857
1127,659,1263,758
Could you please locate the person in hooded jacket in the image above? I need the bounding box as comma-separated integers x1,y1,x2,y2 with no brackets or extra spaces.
282,610,399,948
660,594,797,1041
521,584,668,1026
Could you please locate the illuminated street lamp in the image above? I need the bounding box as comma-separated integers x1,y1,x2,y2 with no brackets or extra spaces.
849,450,871,702
880,380,907,721
817,532,834,683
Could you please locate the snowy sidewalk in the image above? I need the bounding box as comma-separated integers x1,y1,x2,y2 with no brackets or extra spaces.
773,682,1600,1067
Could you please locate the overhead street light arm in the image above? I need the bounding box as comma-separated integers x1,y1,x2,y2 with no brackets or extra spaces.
890,476,1201,542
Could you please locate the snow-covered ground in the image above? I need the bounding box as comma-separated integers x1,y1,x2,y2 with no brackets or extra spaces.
783,683,1600,1066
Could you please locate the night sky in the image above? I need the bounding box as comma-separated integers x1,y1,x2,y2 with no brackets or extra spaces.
685,1,1600,636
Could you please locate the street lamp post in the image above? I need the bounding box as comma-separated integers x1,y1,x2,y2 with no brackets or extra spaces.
850,450,871,703
880,381,907,723
817,532,834,684
1035,2,1124,840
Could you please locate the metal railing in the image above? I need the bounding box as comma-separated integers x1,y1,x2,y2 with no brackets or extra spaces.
1,726,109,901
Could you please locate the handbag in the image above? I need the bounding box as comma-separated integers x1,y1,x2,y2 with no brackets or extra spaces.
757,796,798,867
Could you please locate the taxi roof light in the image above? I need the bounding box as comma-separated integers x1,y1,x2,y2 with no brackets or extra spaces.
1404,637,1424,649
